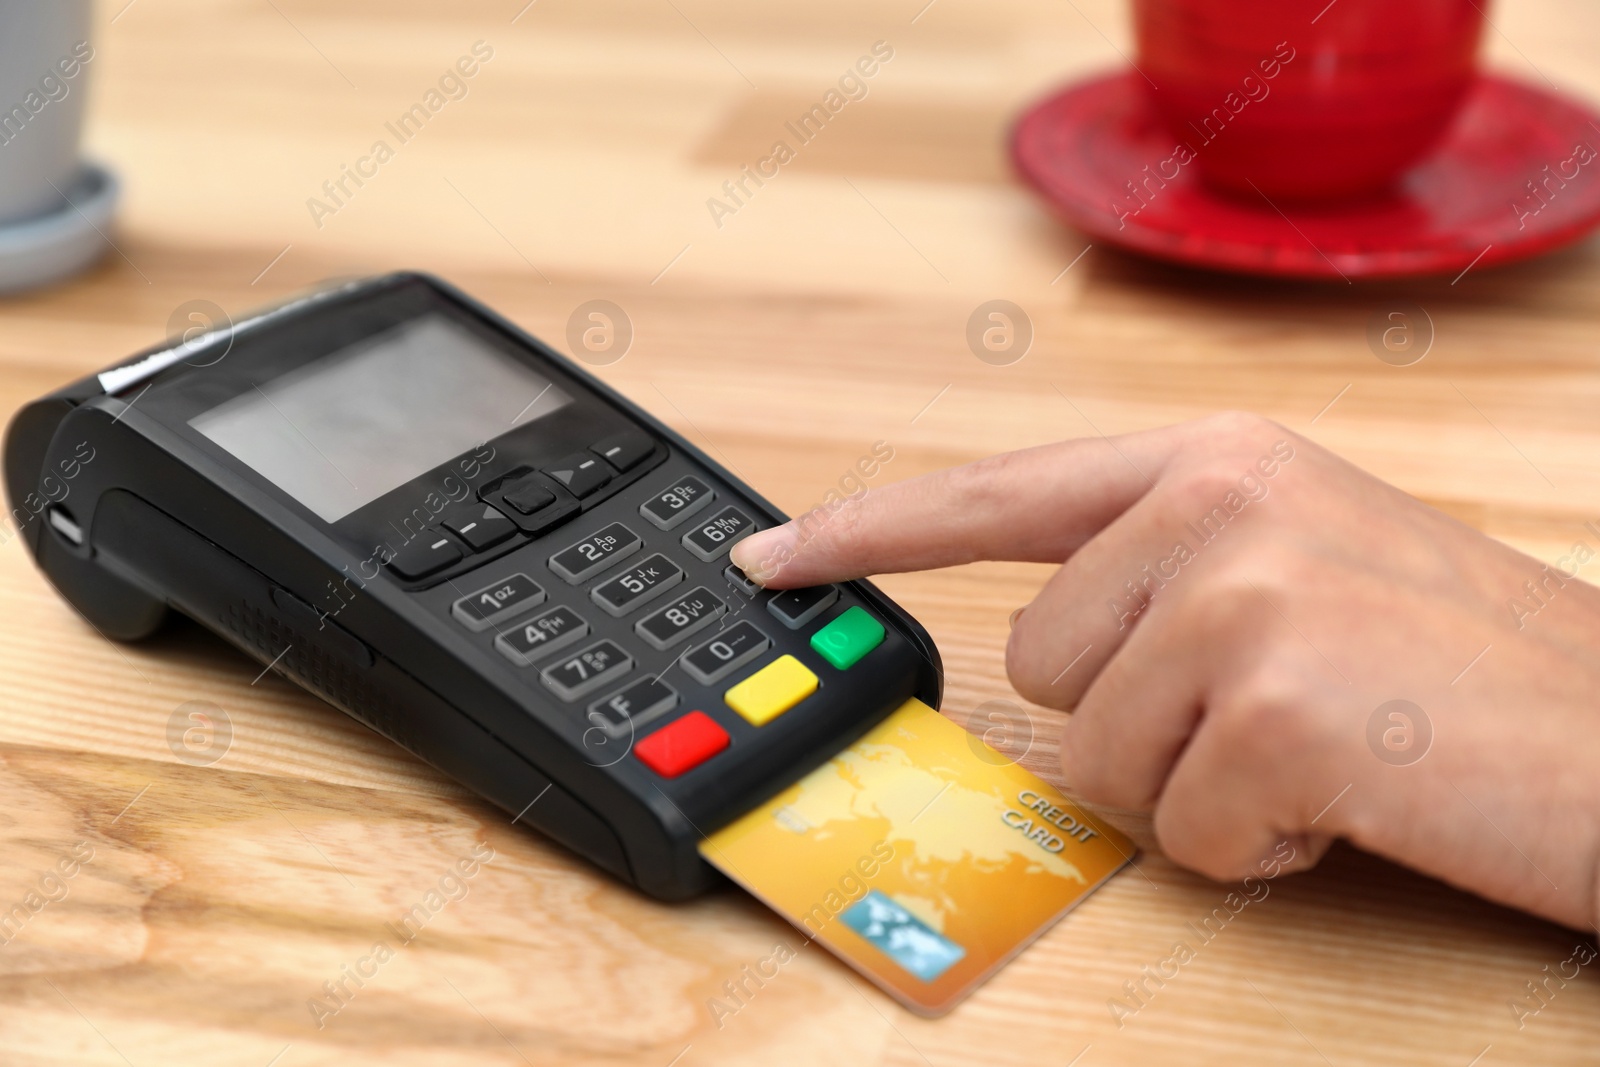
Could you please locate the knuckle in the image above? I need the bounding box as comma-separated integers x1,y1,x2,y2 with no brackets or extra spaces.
1057,718,1096,792
1005,620,1060,708
1195,409,1286,450
1059,719,1142,808
1173,549,1307,643
1151,805,1238,881
1172,570,1266,641
1164,461,1251,518
1208,665,1324,766
1163,412,1296,500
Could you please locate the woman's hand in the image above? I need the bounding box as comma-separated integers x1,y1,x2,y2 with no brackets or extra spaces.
731,412,1600,931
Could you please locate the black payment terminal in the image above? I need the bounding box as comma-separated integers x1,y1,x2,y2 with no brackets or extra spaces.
3,272,941,900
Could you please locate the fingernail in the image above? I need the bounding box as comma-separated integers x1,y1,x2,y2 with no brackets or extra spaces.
730,523,795,584
1009,606,1026,629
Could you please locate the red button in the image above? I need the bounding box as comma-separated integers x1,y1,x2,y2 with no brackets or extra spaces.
634,711,729,778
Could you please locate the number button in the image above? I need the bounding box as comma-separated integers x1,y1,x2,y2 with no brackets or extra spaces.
540,639,634,701
495,605,589,666
453,573,547,631
548,522,643,584
681,621,771,684
723,564,760,598
767,585,839,629
587,677,679,739
591,554,685,617
635,587,727,650
639,475,716,530
682,506,756,562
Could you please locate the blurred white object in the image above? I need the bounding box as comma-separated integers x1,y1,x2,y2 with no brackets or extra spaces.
0,1,118,294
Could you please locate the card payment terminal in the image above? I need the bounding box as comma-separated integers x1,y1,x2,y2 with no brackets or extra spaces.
3,272,941,900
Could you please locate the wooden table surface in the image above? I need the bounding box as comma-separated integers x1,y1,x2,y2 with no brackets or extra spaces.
3,0,1600,1064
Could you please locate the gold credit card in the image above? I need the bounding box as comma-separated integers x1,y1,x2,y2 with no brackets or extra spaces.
700,697,1135,1016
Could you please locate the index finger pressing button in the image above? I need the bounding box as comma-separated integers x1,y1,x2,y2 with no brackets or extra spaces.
767,584,839,629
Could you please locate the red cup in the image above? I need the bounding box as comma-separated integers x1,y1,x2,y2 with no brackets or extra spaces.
1131,0,1487,201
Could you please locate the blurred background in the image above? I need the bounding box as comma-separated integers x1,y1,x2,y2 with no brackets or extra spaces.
33,0,1594,626
12,0,1590,563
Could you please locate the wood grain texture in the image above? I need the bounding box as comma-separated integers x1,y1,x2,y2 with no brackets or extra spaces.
1,0,1598,1063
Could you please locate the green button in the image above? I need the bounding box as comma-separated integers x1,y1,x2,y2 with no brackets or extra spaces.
809,606,885,670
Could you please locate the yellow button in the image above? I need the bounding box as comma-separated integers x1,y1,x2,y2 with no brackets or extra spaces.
724,655,818,726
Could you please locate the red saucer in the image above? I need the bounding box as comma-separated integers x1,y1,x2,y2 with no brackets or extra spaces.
1012,72,1600,280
